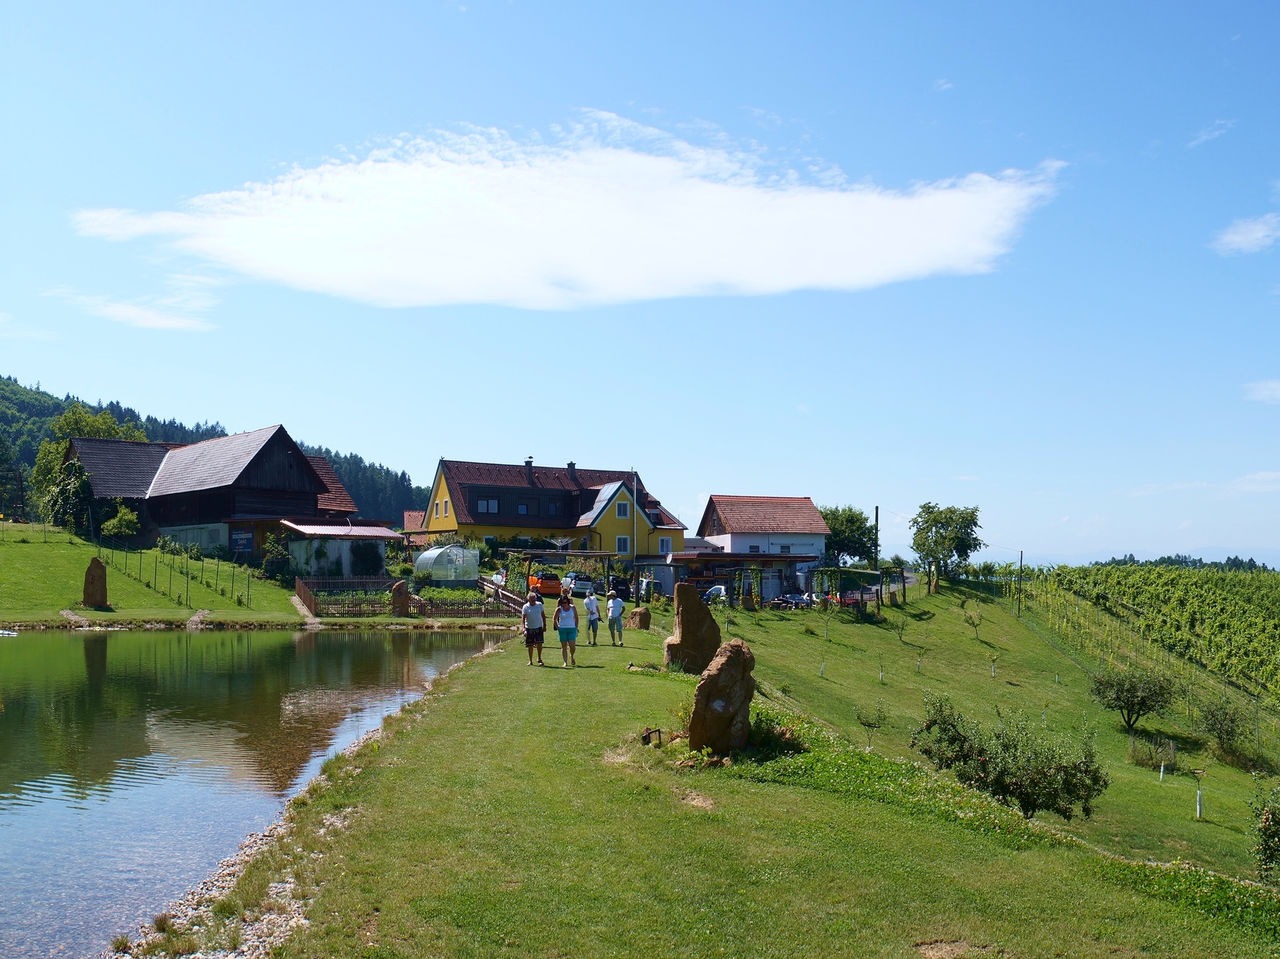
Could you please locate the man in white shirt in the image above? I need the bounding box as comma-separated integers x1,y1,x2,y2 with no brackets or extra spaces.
583,590,601,646
606,590,625,646
521,591,546,665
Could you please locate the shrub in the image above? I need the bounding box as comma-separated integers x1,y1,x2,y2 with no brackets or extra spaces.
912,692,1110,821
1200,695,1246,758
1251,777,1280,883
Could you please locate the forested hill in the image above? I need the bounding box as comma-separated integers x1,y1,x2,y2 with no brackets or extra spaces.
0,376,427,522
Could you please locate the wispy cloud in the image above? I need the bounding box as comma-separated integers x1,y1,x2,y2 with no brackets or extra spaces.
73,112,1061,311
1212,212,1280,255
1188,119,1235,148
1245,380,1280,404
49,285,215,332
934,79,954,93
1229,471,1280,494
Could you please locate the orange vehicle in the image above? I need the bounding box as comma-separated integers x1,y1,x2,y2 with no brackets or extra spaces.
528,570,563,597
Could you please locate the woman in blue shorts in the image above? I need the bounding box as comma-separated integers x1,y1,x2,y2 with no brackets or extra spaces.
553,593,578,668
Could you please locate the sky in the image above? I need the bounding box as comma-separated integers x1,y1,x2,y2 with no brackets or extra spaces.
4,2,1280,567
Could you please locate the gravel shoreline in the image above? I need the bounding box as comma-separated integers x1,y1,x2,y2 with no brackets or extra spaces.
99,646,503,958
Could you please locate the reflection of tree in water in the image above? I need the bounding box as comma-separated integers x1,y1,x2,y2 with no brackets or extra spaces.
0,630,496,802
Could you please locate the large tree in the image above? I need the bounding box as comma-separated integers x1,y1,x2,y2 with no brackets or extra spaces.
909,502,985,581
819,505,876,565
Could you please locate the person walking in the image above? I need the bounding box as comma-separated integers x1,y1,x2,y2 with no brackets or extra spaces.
606,589,625,646
554,593,579,667
583,589,601,645
521,591,546,666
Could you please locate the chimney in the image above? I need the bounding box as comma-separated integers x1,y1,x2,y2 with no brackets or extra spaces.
567,461,578,485
525,456,534,486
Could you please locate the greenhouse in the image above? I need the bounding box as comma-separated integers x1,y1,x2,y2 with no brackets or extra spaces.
413,544,480,586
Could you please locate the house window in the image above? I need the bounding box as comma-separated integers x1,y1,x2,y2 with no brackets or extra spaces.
547,501,560,516
517,503,528,515
749,545,761,553
616,535,630,555
476,497,498,514
444,500,450,517
659,536,672,554
433,502,439,518
779,544,791,554
616,501,629,520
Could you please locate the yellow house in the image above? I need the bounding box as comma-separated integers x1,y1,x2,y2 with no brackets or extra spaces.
420,457,685,562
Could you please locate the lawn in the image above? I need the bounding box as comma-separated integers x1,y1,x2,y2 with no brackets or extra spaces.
137,585,1280,958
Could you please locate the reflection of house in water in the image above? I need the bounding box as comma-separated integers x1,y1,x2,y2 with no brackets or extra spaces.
0,631,485,804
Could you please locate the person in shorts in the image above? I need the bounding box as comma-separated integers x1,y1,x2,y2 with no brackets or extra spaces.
521,591,546,665
607,589,625,646
554,593,578,667
583,589,601,645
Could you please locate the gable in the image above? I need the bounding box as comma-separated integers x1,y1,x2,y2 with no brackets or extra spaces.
68,437,169,499
148,426,324,498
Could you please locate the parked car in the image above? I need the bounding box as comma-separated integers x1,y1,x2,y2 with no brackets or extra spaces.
703,584,727,604
528,570,563,596
564,572,595,597
777,592,811,608
603,575,632,601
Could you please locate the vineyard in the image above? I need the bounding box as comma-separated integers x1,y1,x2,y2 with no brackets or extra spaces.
1004,564,1280,763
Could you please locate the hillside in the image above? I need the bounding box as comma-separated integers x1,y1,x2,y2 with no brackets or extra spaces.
0,375,427,522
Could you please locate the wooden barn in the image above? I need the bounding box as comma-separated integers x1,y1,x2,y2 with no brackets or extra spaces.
68,425,400,567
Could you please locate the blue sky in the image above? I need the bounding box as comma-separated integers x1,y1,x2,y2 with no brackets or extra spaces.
4,3,1280,566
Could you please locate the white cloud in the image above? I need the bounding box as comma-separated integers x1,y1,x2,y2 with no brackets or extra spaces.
1245,380,1280,404
1213,212,1280,255
1187,119,1235,148
73,112,1061,311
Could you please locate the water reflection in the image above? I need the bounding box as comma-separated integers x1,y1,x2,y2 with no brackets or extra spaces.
0,629,499,959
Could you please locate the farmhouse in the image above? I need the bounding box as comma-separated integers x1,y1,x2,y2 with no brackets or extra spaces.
661,495,830,601
67,425,402,573
418,457,686,562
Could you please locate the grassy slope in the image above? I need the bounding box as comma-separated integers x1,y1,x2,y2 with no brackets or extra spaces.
188,588,1280,959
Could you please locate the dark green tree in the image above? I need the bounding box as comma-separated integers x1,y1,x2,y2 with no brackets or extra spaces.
819,505,877,565
909,502,985,581
100,502,140,539
1090,667,1174,733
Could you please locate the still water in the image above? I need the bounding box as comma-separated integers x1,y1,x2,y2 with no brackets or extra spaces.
0,629,500,958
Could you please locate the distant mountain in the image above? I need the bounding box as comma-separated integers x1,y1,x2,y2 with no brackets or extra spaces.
0,375,427,522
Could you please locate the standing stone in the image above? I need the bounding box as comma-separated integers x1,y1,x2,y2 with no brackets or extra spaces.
663,583,722,674
687,639,756,754
624,606,651,631
390,580,410,617
83,556,108,609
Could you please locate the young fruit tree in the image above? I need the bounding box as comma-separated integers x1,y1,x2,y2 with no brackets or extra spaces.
1089,667,1174,734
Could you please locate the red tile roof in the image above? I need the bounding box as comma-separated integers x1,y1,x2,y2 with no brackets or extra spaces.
437,459,685,530
697,495,831,536
306,455,358,515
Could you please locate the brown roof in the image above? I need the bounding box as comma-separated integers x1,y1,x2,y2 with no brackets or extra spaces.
306,455,358,515
697,495,831,537
402,509,427,531
437,459,685,529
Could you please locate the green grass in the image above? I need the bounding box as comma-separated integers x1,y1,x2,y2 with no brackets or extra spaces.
153,590,1280,959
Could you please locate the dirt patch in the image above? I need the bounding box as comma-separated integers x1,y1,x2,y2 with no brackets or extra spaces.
677,789,715,810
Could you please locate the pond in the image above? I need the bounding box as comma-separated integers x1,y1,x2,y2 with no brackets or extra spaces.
0,628,502,959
